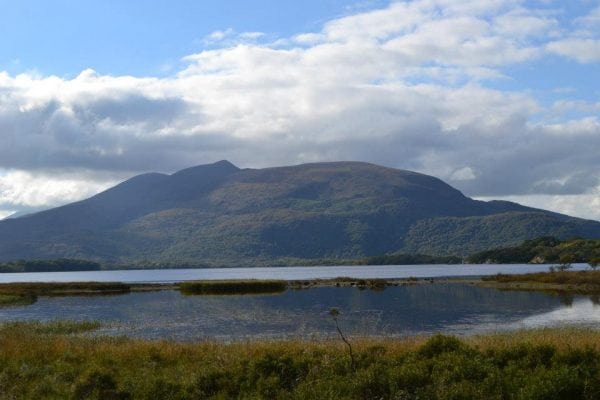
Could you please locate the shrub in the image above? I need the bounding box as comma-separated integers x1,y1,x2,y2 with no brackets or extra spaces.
72,369,131,400
418,334,466,358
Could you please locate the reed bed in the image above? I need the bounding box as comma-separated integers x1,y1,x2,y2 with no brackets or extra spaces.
179,279,287,295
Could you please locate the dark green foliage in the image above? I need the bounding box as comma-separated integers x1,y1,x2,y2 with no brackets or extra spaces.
0,293,37,307
365,253,463,265
72,369,132,400
0,258,101,273
468,237,600,264
418,334,467,358
1,161,599,265
179,279,287,295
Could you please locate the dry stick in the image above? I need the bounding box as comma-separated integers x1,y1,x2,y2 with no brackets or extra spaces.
330,308,356,373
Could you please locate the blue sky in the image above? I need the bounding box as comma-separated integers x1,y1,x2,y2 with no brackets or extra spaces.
0,0,599,220
0,0,378,76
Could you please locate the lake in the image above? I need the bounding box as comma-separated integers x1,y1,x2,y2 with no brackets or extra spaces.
0,263,589,283
1,283,598,341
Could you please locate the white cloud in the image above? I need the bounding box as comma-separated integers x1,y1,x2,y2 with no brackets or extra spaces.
450,167,477,181
0,210,15,220
576,6,600,29
547,38,600,63
0,0,598,219
477,191,600,221
205,28,235,43
546,6,600,63
0,170,116,207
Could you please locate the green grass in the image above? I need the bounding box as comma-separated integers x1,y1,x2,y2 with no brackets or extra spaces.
484,270,600,285
0,320,102,335
0,282,132,297
480,270,600,294
0,293,37,307
1,323,600,399
179,280,287,295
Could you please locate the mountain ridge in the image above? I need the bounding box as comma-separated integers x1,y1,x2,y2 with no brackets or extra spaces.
0,160,598,266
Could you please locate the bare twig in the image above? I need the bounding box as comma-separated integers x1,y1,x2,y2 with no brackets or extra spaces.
329,308,356,373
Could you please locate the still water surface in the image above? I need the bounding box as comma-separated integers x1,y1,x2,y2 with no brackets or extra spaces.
0,263,589,283
1,283,598,340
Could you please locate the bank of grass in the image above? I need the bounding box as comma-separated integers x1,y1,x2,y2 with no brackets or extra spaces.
0,293,36,307
1,322,600,399
179,279,287,295
481,270,600,294
1,320,102,335
0,282,133,307
0,281,132,296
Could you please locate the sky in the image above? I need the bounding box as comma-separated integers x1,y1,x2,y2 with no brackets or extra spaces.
0,0,599,220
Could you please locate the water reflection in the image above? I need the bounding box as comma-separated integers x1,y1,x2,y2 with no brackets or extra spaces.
509,298,600,330
0,284,598,340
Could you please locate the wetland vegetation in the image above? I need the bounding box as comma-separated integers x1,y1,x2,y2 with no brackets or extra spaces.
481,270,600,294
0,282,133,307
179,279,288,295
1,321,600,399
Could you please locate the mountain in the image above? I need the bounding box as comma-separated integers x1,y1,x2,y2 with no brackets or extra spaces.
1,160,599,266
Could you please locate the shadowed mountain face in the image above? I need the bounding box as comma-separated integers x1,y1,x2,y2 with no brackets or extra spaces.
1,160,599,266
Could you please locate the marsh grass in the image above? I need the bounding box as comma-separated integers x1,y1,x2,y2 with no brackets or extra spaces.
0,282,132,297
482,270,600,294
0,320,102,335
0,293,36,307
179,280,287,295
485,270,600,285
1,322,600,399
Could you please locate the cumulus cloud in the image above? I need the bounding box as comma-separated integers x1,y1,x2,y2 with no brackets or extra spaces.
547,6,600,63
0,0,599,219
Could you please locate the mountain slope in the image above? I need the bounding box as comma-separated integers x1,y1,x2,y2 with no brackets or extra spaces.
0,160,599,265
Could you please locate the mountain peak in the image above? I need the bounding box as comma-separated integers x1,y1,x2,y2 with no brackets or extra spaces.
0,160,599,265
171,160,239,177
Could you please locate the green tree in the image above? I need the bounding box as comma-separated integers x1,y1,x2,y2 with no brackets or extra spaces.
558,254,575,271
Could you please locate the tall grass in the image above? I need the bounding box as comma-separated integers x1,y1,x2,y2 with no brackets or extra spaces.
1,322,600,399
179,280,287,295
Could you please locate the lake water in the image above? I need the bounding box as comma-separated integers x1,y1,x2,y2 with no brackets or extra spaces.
0,263,589,283
1,283,598,340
